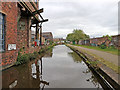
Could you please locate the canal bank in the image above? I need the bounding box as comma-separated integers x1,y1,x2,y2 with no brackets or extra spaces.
2,45,103,89
1,44,56,71
66,44,120,89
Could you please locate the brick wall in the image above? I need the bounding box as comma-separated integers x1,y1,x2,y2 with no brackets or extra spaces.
1,2,43,70
17,16,29,50
1,2,18,68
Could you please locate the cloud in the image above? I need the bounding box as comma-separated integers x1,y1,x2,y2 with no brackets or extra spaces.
39,0,119,38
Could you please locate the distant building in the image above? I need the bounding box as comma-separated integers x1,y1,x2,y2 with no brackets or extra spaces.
53,38,65,44
79,34,120,49
111,34,120,49
31,31,46,46
31,31,36,46
42,32,53,42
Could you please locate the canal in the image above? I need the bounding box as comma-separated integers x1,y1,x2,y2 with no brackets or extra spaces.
2,45,102,88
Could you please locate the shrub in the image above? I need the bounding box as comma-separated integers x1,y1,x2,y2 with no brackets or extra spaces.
109,45,116,49
29,53,36,60
16,54,29,65
99,44,107,49
33,51,39,57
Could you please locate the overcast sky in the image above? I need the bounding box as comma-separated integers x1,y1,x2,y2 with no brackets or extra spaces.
39,0,119,38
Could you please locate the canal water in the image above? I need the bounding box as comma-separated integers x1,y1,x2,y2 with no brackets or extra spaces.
2,45,102,88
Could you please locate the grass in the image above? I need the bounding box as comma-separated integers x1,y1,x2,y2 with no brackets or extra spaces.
74,44,119,55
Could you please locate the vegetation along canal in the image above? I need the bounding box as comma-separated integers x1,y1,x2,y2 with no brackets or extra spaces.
2,45,103,88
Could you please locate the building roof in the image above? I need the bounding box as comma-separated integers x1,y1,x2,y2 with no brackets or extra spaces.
42,32,53,40
42,32,52,35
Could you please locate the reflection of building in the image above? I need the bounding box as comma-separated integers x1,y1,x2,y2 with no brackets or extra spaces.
2,67,19,88
2,57,49,88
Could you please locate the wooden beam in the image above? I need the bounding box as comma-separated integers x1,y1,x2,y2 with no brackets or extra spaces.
32,8,43,15
39,19,48,23
31,26,36,27
20,1,40,22
30,2,44,20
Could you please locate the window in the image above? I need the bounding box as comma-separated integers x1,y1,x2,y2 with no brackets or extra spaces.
0,13,5,52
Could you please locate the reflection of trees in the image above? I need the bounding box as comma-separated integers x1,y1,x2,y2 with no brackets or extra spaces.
83,69,100,88
68,52,82,63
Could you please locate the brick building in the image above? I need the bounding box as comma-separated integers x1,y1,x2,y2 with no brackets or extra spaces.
90,37,109,46
78,34,120,49
1,2,18,69
0,0,48,70
111,34,120,49
42,32,53,44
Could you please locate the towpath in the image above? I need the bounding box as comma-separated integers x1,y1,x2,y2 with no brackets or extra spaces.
70,45,119,66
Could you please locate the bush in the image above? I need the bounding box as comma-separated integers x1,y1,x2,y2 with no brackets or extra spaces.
16,54,29,65
29,53,36,60
33,51,39,57
38,48,44,54
16,45,55,65
109,45,116,49
99,44,107,49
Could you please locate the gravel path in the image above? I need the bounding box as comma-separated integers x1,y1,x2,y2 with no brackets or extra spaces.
71,45,119,66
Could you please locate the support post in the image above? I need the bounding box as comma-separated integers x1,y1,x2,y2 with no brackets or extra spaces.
35,23,38,40
40,24,42,46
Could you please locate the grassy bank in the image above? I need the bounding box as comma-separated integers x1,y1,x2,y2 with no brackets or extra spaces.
15,44,56,65
67,44,120,74
74,44,119,55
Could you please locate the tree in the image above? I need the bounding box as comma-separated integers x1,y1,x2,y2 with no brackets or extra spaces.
66,33,76,42
66,29,90,44
103,35,112,41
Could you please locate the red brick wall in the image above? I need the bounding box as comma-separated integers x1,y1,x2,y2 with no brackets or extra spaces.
1,2,18,68
17,16,29,50
1,2,42,69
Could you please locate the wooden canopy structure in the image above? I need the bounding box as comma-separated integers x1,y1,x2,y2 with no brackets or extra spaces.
18,0,48,46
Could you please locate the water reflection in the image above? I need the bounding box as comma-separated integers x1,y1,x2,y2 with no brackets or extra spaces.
83,69,100,88
9,80,17,88
2,45,102,88
68,52,82,63
2,49,52,89
43,49,53,58
31,58,49,89
69,52,101,88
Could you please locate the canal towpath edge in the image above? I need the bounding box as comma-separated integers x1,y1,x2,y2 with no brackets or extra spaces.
66,44,120,85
